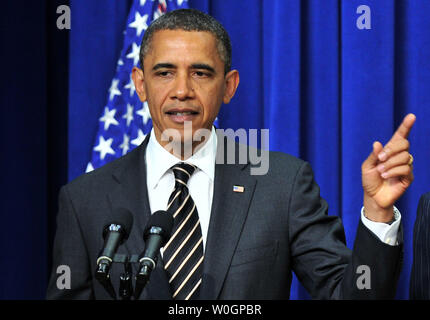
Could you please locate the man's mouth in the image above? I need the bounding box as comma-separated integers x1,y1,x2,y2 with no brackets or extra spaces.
166,111,199,116
165,109,199,123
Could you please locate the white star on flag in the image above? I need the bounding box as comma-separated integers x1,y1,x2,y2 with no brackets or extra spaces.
119,134,131,155
140,0,147,6
94,136,116,160
99,107,119,130
109,79,122,101
122,104,134,127
126,42,140,66
136,102,152,125
124,75,136,97
129,12,148,37
131,129,146,146
85,162,94,173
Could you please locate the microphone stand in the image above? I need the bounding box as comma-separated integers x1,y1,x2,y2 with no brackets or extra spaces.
119,258,133,300
96,254,146,300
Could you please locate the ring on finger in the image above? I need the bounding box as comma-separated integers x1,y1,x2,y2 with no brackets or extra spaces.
408,154,414,166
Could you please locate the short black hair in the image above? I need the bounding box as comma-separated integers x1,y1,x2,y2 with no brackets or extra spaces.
139,9,232,74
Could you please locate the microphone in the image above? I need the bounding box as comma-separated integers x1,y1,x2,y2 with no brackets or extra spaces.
134,211,173,299
95,207,133,300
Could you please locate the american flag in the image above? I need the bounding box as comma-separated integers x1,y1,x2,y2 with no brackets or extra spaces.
86,0,189,173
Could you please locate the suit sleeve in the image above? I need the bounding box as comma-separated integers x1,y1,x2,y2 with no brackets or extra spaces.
288,162,403,299
46,186,94,300
410,194,430,299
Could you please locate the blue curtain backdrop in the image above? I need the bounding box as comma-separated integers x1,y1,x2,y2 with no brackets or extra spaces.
66,0,430,299
0,0,69,299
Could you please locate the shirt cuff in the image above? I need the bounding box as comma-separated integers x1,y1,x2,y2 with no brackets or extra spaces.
360,206,401,246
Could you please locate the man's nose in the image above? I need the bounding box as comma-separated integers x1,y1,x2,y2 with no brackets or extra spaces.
171,72,194,101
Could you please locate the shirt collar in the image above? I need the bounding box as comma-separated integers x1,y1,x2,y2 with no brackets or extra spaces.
145,126,217,190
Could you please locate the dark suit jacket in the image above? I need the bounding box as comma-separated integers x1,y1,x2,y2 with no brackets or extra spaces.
46,134,403,299
410,192,430,299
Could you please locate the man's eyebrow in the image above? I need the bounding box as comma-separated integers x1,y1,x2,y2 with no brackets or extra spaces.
152,63,216,73
191,64,216,73
152,63,176,71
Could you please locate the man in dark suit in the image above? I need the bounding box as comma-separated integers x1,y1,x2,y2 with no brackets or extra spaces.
410,192,430,299
47,9,416,300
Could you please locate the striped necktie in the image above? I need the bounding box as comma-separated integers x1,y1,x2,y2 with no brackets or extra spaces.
162,162,204,300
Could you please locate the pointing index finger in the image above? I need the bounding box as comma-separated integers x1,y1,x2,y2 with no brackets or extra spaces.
394,113,416,140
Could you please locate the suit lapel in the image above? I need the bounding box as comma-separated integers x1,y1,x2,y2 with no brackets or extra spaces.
200,136,257,300
107,134,172,299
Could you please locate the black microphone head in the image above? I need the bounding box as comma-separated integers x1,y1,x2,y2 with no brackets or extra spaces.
102,207,133,242
144,211,173,244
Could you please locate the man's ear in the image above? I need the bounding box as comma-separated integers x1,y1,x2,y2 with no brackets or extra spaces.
132,66,147,102
223,69,240,104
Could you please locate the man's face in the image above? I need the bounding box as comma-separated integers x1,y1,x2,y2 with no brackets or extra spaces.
133,29,239,150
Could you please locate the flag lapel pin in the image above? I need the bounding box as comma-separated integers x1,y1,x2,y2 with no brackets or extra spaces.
233,185,245,193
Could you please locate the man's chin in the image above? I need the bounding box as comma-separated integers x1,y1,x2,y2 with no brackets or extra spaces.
160,121,211,142
158,127,212,159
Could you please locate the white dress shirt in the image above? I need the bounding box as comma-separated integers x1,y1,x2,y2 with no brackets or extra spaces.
145,126,400,249
145,127,217,252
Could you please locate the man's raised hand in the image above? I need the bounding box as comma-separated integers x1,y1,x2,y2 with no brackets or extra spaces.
361,113,416,222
